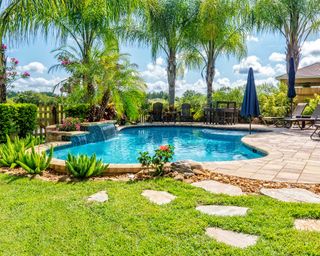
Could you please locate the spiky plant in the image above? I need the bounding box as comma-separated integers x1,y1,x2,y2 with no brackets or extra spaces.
0,135,26,168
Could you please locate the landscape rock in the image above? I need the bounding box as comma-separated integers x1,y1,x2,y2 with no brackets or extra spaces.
173,174,184,181
196,205,249,216
142,190,176,205
294,219,320,232
87,191,108,203
192,180,244,196
171,160,205,174
260,188,320,203
205,227,258,248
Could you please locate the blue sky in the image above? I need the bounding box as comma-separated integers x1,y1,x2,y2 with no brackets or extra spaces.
7,31,320,96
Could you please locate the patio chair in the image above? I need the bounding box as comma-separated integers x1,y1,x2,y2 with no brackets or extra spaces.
149,102,163,122
163,106,179,123
310,123,320,140
180,103,194,122
262,103,307,127
284,104,320,130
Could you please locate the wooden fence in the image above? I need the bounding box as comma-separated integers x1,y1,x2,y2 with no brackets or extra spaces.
34,105,65,137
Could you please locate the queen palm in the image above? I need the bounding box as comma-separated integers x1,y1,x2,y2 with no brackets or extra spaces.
186,0,248,107
253,0,320,73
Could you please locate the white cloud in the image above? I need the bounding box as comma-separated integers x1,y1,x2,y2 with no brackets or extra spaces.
269,52,286,62
12,76,64,92
247,35,259,42
17,62,47,74
302,39,320,57
233,56,275,76
140,57,167,82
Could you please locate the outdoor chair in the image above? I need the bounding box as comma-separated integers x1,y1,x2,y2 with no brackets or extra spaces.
262,103,307,128
163,106,179,123
180,103,194,122
310,123,320,140
149,102,163,122
284,104,320,130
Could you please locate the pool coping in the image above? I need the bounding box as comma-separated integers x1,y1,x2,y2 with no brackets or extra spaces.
37,123,320,184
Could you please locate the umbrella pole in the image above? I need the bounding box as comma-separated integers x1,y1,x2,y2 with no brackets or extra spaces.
249,117,252,134
291,99,293,118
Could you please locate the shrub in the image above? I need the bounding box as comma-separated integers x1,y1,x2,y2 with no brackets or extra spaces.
17,146,53,174
57,117,81,132
304,94,320,116
0,135,40,168
64,104,90,120
0,103,37,142
138,145,174,176
66,154,108,178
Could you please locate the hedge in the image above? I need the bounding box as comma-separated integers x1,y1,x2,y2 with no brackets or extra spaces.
0,103,38,143
64,104,90,120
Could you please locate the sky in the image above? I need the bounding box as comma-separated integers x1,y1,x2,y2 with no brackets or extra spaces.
7,31,320,96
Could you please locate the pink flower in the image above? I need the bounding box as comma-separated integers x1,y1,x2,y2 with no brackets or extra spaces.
22,71,30,78
11,58,19,65
1,44,7,50
159,145,170,151
61,59,71,66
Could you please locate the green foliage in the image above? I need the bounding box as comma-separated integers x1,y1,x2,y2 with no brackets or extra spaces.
304,94,320,116
0,103,38,142
177,90,206,121
66,154,108,178
0,135,41,168
138,145,175,176
57,117,81,132
17,146,53,174
11,91,58,105
65,104,90,120
213,87,244,105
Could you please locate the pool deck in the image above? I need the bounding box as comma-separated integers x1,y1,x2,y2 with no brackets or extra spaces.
41,123,320,184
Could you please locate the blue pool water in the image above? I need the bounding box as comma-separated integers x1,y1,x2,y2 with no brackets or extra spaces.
53,126,265,163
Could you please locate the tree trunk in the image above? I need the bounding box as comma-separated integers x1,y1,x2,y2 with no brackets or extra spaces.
95,88,111,122
206,45,216,108
286,40,300,74
0,38,7,103
167,48,177,107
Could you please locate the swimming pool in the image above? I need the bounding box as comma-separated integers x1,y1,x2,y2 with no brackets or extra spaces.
53,126,265,164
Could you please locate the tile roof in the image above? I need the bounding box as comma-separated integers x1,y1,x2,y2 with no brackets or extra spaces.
276,62,320,80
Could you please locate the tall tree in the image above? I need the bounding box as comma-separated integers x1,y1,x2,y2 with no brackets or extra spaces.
253,0,320,73
131,0,199,107
185,0,248,107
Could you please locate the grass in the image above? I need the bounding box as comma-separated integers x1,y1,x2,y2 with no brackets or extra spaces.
0,174,319,255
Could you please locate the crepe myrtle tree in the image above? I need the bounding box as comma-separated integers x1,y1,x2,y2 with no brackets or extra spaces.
253,0,320,73
0,44,30,103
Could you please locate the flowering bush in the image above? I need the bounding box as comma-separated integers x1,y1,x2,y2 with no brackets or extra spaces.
138,145,174,176
57,117,81,132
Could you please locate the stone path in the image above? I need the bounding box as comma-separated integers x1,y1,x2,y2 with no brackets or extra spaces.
260,188,320,203
192,180,244,196
87,191,108,203
205,227,259,248
196,205,248,216
294,219,320,232
141,190,176,205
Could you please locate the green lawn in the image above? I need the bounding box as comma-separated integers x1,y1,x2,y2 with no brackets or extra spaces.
0,174,319,255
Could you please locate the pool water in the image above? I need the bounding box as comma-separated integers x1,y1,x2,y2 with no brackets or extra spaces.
54,126,265,164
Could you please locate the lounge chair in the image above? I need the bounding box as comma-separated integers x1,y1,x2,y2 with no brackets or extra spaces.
262,103,307,127
284,104,320,129
149,102,163,122
311,123,320,140
180,103,194,122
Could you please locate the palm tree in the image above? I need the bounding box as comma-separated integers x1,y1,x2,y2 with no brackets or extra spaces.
186,0,248,107
131,0,200,107
253,0,320,73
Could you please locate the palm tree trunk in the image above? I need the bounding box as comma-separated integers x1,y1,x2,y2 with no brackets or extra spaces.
95,88,111,122
167,48,177,107
0,39,7,104
286,41,300,74
206,47,216,108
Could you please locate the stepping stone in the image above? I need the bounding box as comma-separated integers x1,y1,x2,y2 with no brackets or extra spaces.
196,205,248,216
294,219,320,232
142,190,176,205
260,188,320,203
87,191,108,203
206,227,258,248
192,180,244,196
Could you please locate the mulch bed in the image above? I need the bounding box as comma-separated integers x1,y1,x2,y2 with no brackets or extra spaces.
0,167,319,195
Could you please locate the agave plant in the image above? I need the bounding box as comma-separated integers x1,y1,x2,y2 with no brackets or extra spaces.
16,146,53,175
66,153,108,178
0,135,26,168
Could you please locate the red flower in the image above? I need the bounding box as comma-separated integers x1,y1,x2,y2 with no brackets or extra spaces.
159,145,170,151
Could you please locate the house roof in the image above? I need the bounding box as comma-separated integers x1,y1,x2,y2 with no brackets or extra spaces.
276,62,320,80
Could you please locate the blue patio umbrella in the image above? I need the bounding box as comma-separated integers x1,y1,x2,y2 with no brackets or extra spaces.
240,67,260,134
288,57,296,117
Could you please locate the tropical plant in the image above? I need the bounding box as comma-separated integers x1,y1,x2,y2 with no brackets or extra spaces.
66,153,108,178
17,146,53,174
253,0,320,73
304,94,320,116
186,0,249,107
130,0,200,107
57,117,81,132
138,145,174,176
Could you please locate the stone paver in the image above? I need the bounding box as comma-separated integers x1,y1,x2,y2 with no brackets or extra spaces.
142,190,176,205
294,219,320,232
260,188,320,203
192,180,244,196
196,205,248,216
205,227,259,248
87,191,108,203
